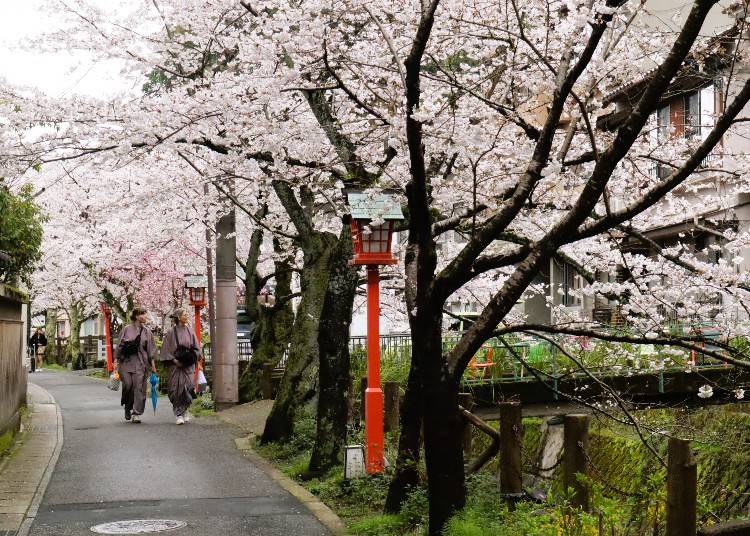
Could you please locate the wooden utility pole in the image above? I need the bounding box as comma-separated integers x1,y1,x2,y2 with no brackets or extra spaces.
564,414,590,512
499,402,523,497
666,438,697,536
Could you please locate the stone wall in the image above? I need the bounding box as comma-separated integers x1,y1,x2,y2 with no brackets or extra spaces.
0,285,27,437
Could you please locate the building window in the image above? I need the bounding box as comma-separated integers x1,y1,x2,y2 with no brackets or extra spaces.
653,82,719,177
562,262,583,307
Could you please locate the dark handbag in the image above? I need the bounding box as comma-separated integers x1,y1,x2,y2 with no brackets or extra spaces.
119,327,143,360
173,329,198,367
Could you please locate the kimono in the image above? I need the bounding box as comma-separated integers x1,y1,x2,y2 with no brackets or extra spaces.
160,324,202,417
114,322,156,416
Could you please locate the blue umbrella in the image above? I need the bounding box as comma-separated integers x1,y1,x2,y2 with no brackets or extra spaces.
150,372,159,415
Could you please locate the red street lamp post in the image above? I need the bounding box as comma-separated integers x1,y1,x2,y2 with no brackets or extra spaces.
186,275,208,389
99,302,114,373
347,191,404,474
187,286,207,342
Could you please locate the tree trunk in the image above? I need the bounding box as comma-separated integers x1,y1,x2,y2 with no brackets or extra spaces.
308,227,358,475
66,302,82,367
240,232,294,402
419,319,466,535
44,309,57,364
261,232,336,444
385,357,423,512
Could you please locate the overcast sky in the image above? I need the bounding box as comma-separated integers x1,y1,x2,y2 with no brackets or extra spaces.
0,2,137,97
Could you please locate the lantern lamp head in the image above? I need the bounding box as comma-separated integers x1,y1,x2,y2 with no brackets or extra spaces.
188,287,207,306
185,274,208,306
345,191,404,266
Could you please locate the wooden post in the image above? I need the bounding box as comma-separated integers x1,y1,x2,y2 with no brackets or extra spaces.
360,377,368,424
667,438,697,536
458,393,474,459
499,402,523,497
384,382,400,433
261,363,274,400
564,414,590,512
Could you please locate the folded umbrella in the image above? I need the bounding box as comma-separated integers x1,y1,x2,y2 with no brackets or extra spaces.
150,372,159,415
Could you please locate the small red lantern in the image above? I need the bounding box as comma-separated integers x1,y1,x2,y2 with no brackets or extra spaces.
350,220,398,265
185,274,208,343
346,191,403,266
188,286,207,307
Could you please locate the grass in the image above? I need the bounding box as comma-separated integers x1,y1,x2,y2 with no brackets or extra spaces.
0,405,31,464
0,430,15,458
188,393,215,417
249,412,669,536
85,369,109,379
42,363,68,371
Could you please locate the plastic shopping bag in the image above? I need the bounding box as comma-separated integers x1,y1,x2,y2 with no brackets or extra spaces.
106,371,121,391
197,370,208,393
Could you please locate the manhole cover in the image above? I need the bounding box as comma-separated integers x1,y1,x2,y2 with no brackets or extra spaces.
90,520,187,534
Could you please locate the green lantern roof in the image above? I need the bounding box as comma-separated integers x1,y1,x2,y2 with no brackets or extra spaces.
346,192,404,220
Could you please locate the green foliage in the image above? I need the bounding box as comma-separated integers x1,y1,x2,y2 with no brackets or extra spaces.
142,68,173,93
0,184,46,285
0,429,15,458
348,514,405,535
188,394,215,417
351,345,411,388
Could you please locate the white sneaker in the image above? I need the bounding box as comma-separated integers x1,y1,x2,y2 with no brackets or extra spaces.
176,416,185,425
184,412,191,423
132,415,141,423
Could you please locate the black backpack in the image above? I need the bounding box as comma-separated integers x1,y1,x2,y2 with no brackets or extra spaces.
119,327,143,360
174,328,198,367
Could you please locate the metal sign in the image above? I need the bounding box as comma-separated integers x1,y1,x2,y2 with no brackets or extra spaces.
184,275,208,289
90,519,187,534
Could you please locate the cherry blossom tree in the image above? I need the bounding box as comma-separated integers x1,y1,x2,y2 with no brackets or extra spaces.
8,0,750,533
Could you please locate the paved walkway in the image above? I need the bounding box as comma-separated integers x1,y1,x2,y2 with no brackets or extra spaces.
0,383,60,536
9,371,331,536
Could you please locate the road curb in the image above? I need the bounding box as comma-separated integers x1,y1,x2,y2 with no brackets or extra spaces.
17,383,64,536
233,437,347,536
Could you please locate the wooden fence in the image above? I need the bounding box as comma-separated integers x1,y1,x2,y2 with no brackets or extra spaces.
0,286,26,437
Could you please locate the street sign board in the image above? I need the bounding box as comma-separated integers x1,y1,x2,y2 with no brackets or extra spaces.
184,275,208,288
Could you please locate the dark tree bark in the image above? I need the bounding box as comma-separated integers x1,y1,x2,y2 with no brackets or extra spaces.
261,181,337,444
384,357,423,511
240,228,294,402
43,308,58,364
308,223,359,475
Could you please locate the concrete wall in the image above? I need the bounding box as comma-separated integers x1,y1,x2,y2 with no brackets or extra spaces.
0,285,27,438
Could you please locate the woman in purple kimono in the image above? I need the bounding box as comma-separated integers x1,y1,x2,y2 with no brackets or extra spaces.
113,307,157,423
160,308,202,425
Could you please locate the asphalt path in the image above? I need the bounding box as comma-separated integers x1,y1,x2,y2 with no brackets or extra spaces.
27,371,329,536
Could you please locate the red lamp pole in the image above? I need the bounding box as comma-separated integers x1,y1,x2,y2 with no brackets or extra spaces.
194,301,202,342
100,304,114,373
188,287,206,386
365,265,385,474
345,190,403,475
188,288,205,342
